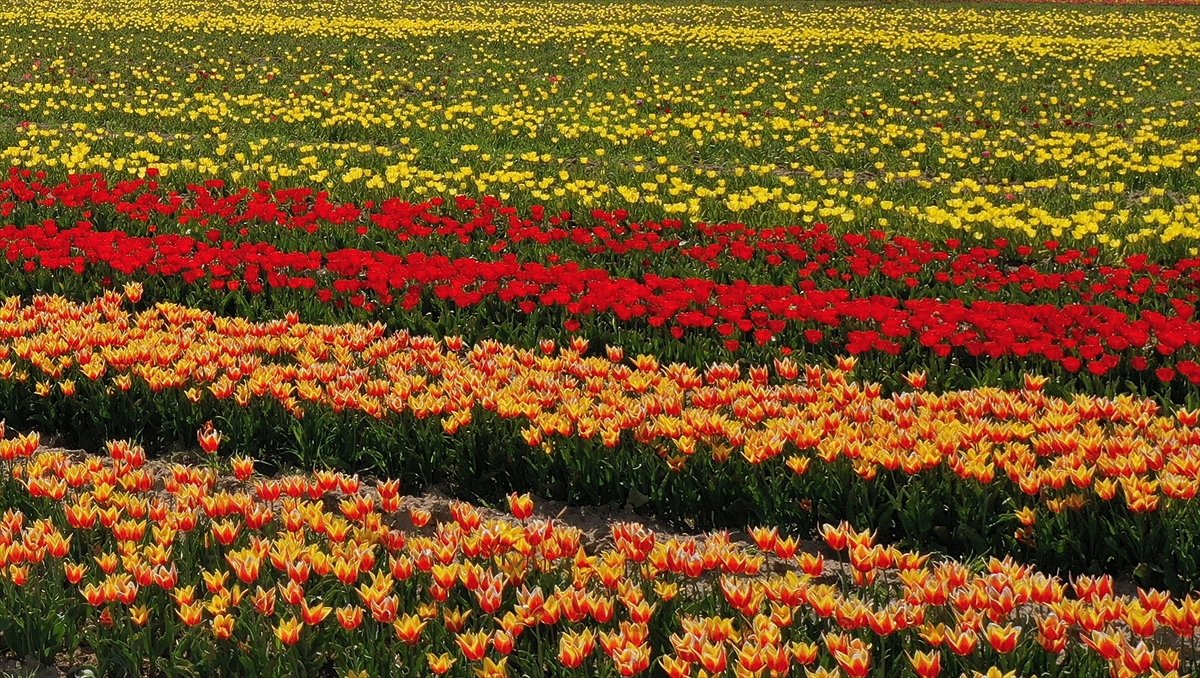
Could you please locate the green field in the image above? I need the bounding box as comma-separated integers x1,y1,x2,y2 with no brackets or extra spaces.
3,0,1200,248
3,1,1200,676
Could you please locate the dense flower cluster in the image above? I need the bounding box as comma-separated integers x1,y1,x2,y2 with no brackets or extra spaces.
2,0,1200,672
5,169,1200,304
5,0,1200,246
2,432,1198,676
6,216,1200,380
4,290,1200,509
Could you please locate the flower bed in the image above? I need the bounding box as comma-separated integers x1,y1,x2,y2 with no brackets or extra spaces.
1,430,1196,676
0,292,1198,589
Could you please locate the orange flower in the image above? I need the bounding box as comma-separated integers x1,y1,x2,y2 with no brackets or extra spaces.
427,653,457,675
1126,604,1157,638
819,523,849,551
492,630,515,656
612,644,651,677
507,493,534,520
909,650,941,678
177,602,204,627
368,594,398,624
474,657,508,678
1023,374,1048,391
227,550,260,584
749,526,778,551
274,616,303,646
123,282,143,304
972,669,1016,678
1083,630,1123,661
301,599,332,626
698,642,727,674
559,629,595,669
280,579,305,606
95,552,119,574
410,508,432,528
1014,507,1037,527
285,559,311,585
64,562,88,584
984,624,1021,654
774,535,799,559
172,585,197,607
197,422,222,455
211,519,241,546
231,456,255,481
660,655,691,678
130,605,151,627
332,557,360,585
211,613,234,640
945,629,978,656
202,568,229,594
795,552,823,577
456,630,490,662
1157,648,1182,672
252,586,276,617
1121,642,1153,674
833,647,871,678
336,605,364,631
443,607,472,633
394,614,427,644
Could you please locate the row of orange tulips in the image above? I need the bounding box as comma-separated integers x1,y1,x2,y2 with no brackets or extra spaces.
1,427,1196,677
0,289,1199,588
3,288,1199,510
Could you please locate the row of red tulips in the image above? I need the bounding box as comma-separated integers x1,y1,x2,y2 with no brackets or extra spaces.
4,219,1200,386
3,168,1197,305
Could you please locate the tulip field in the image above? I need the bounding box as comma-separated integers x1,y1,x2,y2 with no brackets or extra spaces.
4,0,1200,675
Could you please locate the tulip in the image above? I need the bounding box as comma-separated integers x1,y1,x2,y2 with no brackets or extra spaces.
301,599,332,625
1083,630,1122,661
985,624,1021,654
558,629,595,668
659,655,690,678
197,422,222,455
211,613,234,640
177,602,204,627
274,616,302,646
393,614,427,644
910,650,941,678
332,605,362,631
427,653,456,675
507,493,534,520
231,456,255,481
456,630,490,661
64,562,88,584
